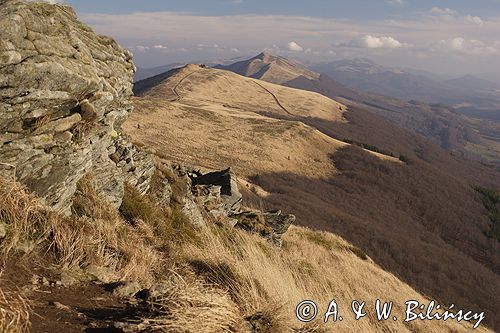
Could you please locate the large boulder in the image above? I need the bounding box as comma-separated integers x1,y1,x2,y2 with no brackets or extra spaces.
192,168,242,214
0,0,153,212
188,166,295,245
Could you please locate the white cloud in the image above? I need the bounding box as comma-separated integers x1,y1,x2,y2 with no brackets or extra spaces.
135,45,150,52
287,41,303,52
429,7,458,22
153,44,167,49
363,35,407,49
429,7,485,26
437,37,498,56
465,15,484,25
197,43,220,49
431,7,457,15
230,47,240,53
336,35,407,49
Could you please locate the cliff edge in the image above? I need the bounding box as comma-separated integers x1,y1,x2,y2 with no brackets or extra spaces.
0,0,154,213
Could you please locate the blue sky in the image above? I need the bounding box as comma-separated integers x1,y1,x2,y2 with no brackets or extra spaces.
64,0,497,19
51,0,500,74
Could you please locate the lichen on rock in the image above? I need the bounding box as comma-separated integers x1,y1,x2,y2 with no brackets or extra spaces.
0,0,153,213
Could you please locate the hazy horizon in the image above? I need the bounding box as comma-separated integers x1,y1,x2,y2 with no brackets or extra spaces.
40,0,500,76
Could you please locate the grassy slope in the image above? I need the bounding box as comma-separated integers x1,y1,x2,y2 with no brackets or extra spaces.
126,65,500,331
127,66,398,179
0,175,492,332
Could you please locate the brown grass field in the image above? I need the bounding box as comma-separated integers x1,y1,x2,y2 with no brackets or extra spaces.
127,66,500,331
1,176,493,332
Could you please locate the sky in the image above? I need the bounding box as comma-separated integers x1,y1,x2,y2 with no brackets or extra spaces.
42,0,500,74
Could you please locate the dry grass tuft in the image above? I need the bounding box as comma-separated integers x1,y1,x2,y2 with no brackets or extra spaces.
0,289,31,333
294,321,329,333
120,182,199,248
72,175,118,221
34,115,51,129
244,304,288,333
183,224,491,333
0,176,161,285
185,225,297,328
72,119,95,141
140,275,243,333
0,177,54,258
59,176,162,284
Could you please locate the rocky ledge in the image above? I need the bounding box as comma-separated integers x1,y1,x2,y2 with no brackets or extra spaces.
0,0,294,245
0,0,154,213
182,167,295,246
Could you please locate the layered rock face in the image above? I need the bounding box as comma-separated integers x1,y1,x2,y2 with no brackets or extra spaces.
192,168,242,214
0,0,294,245
0,0,153,212
189,168,295,246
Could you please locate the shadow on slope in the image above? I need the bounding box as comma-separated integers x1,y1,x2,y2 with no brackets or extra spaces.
250,145,500,330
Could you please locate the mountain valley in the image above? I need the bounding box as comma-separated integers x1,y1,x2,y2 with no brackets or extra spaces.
1,1,499,332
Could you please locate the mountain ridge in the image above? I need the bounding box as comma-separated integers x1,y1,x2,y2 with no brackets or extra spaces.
217,52,500,165
312,58,500,116
1,1,499,331
129,60,500,330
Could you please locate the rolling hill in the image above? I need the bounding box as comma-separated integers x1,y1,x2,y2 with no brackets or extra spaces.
132,64,382,179
130,64,500,330
134,63,184,82
218,53,500,165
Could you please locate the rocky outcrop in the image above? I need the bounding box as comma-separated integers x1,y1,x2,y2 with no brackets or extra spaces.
187,167,295,246
232,210,295,246
0,0,293,244
0,0,153,213
192,168,242,214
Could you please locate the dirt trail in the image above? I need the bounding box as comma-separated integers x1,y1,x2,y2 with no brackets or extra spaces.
172,70,295,119
1,256,133,333
172,70,201,101
252,81,295,116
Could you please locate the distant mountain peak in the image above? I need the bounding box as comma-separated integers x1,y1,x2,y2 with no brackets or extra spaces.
256,50,272,58
216,52,318,84
352,57,378,65
253,50,285,63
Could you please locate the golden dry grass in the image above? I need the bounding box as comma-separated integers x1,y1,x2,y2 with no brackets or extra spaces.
0,176,161,285
142,65,346,122
0,175,495,332
183,224,494,333
257,60,320,84
126,66,401,181
140,275,243,333
128,97,347,179
0,177,54,258
0,289,31,333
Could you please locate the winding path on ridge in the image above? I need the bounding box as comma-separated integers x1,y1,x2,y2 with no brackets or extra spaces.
172,68,295,118
171,70,201,101
252,81,295,117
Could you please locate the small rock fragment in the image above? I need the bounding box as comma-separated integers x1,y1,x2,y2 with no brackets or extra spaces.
112,282,142,298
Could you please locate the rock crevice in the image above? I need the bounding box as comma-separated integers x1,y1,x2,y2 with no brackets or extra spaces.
0,0,294,245
0,0,152,213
